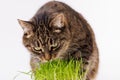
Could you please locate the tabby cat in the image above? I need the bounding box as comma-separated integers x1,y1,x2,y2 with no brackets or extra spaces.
18,1,99,80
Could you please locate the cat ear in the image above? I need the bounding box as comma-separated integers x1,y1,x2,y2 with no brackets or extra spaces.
17,19,33,32
18,19,34,38
50,13,66,28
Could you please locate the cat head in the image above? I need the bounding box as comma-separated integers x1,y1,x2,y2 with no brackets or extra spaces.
18,13,71,62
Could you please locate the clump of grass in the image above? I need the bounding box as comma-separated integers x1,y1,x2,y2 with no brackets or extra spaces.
32,59,84,80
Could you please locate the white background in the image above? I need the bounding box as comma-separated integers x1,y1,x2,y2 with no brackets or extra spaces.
0,0,120,80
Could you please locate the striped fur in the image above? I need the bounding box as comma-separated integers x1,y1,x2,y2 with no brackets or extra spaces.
18,1,99,80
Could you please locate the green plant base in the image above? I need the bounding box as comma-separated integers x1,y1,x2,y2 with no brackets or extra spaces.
33,59,84,80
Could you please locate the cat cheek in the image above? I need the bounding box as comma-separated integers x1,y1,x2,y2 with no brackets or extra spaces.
25,45,32,50
24,46,32,51
27,47,31,50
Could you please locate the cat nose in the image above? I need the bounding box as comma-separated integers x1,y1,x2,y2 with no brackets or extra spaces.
44,53,51,60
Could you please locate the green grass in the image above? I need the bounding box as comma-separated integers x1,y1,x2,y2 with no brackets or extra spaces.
32,59,84,80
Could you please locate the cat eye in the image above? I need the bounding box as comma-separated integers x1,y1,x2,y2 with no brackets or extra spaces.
53,29,61,33
51,46,57,51
50,43,60,51
34,47,41,51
